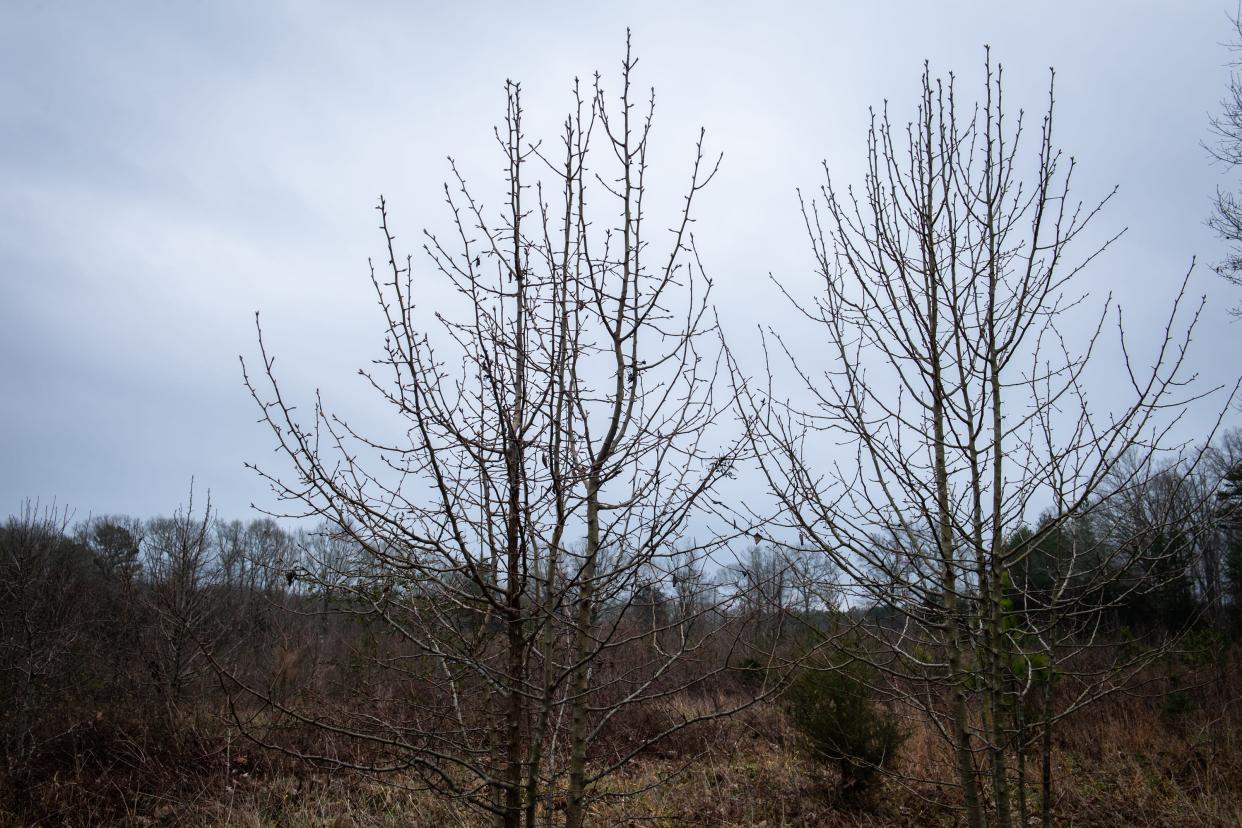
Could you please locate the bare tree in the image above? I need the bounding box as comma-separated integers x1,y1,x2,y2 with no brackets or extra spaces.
0,503,89,783
735,53,1235,827
142,486,217,729
234,37,763,828
1208,12,1242,316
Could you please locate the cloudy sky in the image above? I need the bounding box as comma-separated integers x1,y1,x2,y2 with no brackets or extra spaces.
3,1,1240,522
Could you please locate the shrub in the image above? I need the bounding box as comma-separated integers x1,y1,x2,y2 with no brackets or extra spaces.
731,656,768,688
784,661,904,797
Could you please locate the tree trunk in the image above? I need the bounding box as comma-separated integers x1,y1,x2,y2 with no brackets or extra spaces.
1040,679,1053,828
564,483,600,828
928,215,985,828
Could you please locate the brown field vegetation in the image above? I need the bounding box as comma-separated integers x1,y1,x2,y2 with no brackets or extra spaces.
5,646,1239,827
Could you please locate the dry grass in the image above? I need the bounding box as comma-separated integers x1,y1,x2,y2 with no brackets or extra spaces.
5,673,1241,827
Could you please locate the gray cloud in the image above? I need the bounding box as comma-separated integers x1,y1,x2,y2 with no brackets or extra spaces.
2,0,1238,521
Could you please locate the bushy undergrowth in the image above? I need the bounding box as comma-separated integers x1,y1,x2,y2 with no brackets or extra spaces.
4,657,1240,827
4,511,1242,825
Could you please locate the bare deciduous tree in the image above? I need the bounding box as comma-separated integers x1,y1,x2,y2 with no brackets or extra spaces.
735,53,1236,827
1208,12,1242,316
233,37,766,828
0,503,85,782
142,486,217,729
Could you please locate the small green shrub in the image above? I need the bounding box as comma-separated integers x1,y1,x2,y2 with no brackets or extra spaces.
1162,672,1193,717
732,656,768,687
785,661,904,797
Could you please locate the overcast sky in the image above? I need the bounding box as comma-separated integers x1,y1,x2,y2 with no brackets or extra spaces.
3,1,1241,523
